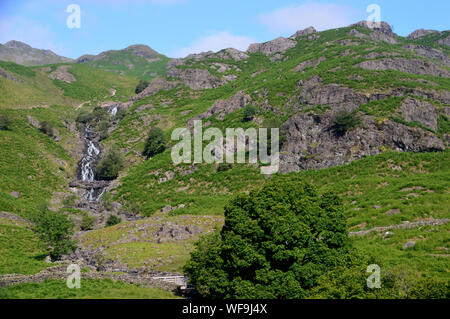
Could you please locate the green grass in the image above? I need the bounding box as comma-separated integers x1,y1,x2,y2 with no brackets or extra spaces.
0,279,181,299
84,51,170,81
0,219,50,275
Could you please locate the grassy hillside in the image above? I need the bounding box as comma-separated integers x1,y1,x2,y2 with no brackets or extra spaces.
83,51,170,81
0,61,138,108
0,279,180,299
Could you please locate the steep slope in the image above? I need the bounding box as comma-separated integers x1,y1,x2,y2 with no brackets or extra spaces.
0,41,74,66
0,61,138,108
76,44,170,80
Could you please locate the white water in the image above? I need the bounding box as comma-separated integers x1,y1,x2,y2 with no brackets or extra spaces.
108,103,119,117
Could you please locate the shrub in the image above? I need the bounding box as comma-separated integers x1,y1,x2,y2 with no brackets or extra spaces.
331,111,362,136
39,121,54,137
0,114,11,130
217,163,233,172
115,108,127,121
98,120,109,140
135,80,149,94
102,193,113,211
242,105,257,122
106,215,121,227
143,127,166,158
31,208,76,261
184,176,355,299
95,148,124,181
76,109,94,123
80,213,96,231
62,195,77,208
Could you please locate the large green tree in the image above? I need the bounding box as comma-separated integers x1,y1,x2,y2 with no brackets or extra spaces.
184,176,357,299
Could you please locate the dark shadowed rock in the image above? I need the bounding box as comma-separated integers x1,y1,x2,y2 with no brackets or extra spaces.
279,113,444,173
132,78,179,101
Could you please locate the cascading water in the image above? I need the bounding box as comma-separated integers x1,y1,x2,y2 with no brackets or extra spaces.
79,105,120,202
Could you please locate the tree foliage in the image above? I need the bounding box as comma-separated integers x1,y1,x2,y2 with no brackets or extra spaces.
0,114,11,130
32,208,76,261
95,148,124,180
331,111,362,136
243,105,257,122
106,215,121,227
39,121,54,137
143,127,166,158
135,80,149,94
184,176,356,299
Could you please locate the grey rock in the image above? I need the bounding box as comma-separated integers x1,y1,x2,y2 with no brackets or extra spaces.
407,29,439,39
188,90,251,126
0,67,20,82
167,68,230,90
216,48,249,61
403,45,450,66
293,56,326,72
290,26,317,39
403,241,416,249
132,78,179,101
355,58,450,77
437,35,450,47
10,191,20,199
279,112,444,173
401,97,438,131
26,115,40,128
247,37,296,56
48,65,76,83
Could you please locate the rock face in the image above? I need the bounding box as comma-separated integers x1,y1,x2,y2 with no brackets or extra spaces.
407,29,439,39
0,40,74,66
0,67,19,82
280,113,444,173
290,27,317,39
188,90,252,126
132,78,179,101
293,56,326,72
47,65,76,83
215,48,249,61
400,98,438,131
438,35,450,47
296,76,367,113
355,58,450,77
247,37,296,56
403,45,450,66
350,20,398,43
167,67,232,90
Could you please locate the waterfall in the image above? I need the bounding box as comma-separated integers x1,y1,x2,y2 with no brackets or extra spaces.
80,125,105,202
108,103,120,117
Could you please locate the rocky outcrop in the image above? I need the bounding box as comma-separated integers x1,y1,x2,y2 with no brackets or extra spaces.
293,56,326,72
296,76,368,113
167,67,232,90
400,97,438,131
437,35,450,47
279,113,445,173
215,48,249,61
407,29,439,39
247,37,296,56
290,27,317,39
48,65,76,83
188,90,252,126
403,45,450,66
0,67,19,82
132,78,179,101
354,58,450,77
350,21,398,44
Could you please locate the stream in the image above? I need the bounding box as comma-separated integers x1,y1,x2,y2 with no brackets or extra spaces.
79,104,120,202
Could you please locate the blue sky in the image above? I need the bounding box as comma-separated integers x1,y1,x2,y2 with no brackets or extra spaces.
0,0,449,59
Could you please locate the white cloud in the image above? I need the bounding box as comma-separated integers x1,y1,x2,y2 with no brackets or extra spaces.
259,2,362,35
172,31,256,58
